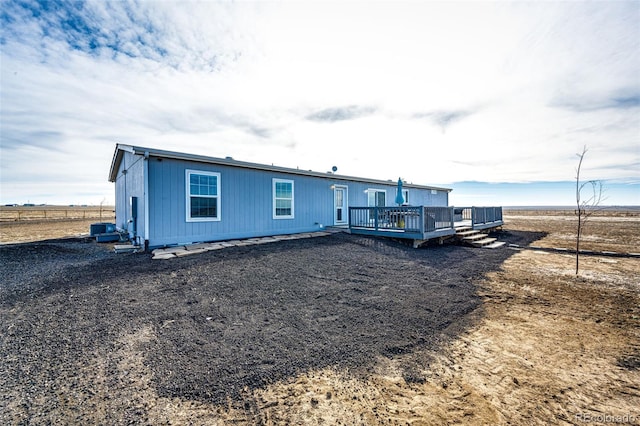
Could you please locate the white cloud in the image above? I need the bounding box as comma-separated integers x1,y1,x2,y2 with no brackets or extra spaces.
1,1,638,205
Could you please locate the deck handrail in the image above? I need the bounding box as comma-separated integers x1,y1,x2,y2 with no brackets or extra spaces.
348,206,424,233
348,205,503,242
470,206,503,226
348,206,458,235
423,206,455,233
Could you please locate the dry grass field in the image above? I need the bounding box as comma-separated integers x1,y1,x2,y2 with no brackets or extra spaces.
0,206,115,244
1,208,638,425
503,208,640,253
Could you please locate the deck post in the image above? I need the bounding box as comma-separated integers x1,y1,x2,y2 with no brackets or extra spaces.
471,207,475,229
413,239,426,248
450,206,454,230
419,207,425,235
374,206,378,231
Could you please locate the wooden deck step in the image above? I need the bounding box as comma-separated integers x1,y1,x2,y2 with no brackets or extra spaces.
462,233,489,241
482,241,506,249
455,226,504,249
457,230,479,237
471,237,497,247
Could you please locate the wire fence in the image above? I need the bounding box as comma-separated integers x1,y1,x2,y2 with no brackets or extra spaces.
0,207,116,222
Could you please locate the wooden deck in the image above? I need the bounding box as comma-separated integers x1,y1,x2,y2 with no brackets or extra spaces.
349,206,503,247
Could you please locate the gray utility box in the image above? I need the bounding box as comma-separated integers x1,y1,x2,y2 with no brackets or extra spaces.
90,223,116,236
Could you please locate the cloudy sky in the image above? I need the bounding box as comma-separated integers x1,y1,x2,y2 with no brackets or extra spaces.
1,0,638,206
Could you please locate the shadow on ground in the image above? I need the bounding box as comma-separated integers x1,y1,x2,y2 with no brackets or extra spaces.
0,230,546,412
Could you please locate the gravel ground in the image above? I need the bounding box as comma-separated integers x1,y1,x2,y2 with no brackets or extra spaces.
0,230,542,423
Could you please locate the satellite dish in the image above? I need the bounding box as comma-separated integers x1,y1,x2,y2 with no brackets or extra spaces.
331,166,338,172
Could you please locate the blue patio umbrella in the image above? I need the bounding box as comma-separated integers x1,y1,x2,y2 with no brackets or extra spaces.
395,178,405,205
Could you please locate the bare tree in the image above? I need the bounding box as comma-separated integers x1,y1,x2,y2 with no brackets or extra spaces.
575,146,604,275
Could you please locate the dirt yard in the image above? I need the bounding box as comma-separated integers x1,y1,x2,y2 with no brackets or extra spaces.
0,210,638,425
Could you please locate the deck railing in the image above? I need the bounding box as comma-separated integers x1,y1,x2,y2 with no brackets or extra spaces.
471,206,503,226
349,206,456,236
348,206,423,233
349,206,503,240
423,206,455,233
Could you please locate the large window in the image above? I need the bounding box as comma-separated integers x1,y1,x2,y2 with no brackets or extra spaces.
273,178,294,219
186,170,220,221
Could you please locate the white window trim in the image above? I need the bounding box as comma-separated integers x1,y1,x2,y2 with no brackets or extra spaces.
186,169,221,222
273,178,294,219
366,188,387,207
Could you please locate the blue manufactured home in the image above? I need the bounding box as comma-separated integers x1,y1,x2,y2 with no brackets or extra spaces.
108,144,452,249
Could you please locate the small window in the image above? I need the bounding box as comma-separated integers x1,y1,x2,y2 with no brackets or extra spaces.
367,189,386,207
273,178,294,219
186,170,220,222
402,189,409,204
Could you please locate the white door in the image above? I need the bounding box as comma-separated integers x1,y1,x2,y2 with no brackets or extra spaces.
334,186,348,225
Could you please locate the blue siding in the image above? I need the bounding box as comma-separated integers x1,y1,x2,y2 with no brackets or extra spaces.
339,181,448,208
408,187,449,206
148,158,334,246
114,151,146,243
140,156,448,247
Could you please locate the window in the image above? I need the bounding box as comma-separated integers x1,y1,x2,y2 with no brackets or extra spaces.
402,189,409,204
367,189,386,207
273,178,294,219
186,170,220,221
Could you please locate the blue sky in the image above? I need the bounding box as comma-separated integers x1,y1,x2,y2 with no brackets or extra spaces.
1,1,638,206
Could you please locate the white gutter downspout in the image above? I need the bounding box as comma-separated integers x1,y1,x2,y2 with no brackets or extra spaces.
143,151,150,250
